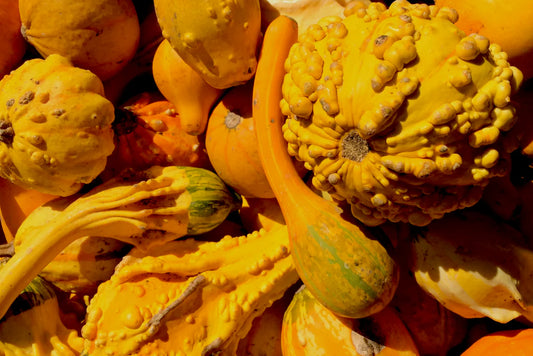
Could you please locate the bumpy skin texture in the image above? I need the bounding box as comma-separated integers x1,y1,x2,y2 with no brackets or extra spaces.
280,0,523,226
0,54,115,196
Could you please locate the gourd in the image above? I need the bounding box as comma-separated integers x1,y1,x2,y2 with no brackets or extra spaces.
206,81,275,199
101,92,212,180
461,328,533,356
281,285,420,356
19,0,141,81
153,0,262,89
409,209,533,324
434,0,533,80
0,54,116,196
280,0,523,226
0,0,26,78
0,165,242,320
81,224,299,355
0,272,84,355
152,38,223,135
253,14,399,318
240,196,286,232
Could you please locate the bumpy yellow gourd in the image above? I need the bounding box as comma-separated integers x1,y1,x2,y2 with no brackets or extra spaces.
0,54,115,196
154,0,262,89
81,224,299,355
280,0,523,226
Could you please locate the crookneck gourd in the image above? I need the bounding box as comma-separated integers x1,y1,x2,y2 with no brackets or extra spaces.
81,224,299,355
280,0,523,226
0,54,115,196
0,165,241,320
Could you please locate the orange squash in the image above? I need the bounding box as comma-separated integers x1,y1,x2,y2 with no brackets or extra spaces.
101,92,212,180
434,0,533,80
0,0,26,78
206,81,275,199
461,328,533,356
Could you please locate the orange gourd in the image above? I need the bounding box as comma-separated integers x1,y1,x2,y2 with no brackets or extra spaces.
253,14,398,318
434,0,533,80
206,81,275,199
0,0,26,78
461,328,533,356
101,92,212,180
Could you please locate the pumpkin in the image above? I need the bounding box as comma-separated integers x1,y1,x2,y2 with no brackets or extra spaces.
206,81,275,199
434,0,533,81
461,328,533,356
154,0,262,89
19,0,141,81
152,38,223,135
280,0,523,226
0,0,26,78
253,14,399,318
409,209,533,324
0,177,57,242
0,165,242,320
101,92,212,180
0,54,115,196
81,224,299,355
281,285,420,356
0,273,84,355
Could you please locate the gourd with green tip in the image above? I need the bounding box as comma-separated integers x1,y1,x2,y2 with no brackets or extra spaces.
0,54,115,196
280,0,523,226
0,165,241,321
154,0,262,89
81,224,299,355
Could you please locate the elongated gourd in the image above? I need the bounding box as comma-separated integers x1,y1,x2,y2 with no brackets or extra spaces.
81,224,299,355
0,165,241,320
252,15,399,318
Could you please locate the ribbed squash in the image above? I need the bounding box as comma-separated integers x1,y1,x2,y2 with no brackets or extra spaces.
0,54,115,196
281,285,420,356
0,0,26,78
409,209,533,324
81,224,299,355
253,14,399,318
280,0,523,226
0,273,84,355
0,165,241,320
154,0,262,89
19,0,140,81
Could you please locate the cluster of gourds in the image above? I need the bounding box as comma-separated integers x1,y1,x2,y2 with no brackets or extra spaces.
1,0,533,355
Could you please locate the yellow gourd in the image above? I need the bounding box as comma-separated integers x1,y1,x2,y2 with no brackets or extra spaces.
154,0,262,89
0,54,115,196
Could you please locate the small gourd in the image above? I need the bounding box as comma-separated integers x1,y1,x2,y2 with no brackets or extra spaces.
280,0,523,226
0,54,115,196
461,328,533,356
154,0,262,89
19,0,141,81
253,14,399,318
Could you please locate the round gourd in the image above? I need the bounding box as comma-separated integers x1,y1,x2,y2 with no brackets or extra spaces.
206,82,275,199
0,0,26,78
0,54,115,196
19,0,140,81
280,0,523,226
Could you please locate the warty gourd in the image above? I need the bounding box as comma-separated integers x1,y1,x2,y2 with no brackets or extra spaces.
280,0,523,226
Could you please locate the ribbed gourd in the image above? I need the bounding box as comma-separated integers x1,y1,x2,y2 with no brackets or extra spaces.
0,165,241,320
81,224,299,355
154,0,262,89
0,54,115,196
280,0,523,226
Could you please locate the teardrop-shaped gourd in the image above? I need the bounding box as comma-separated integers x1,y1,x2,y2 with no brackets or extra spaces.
154,0,262,89
19,0,140,81
0,165,242,320
253,15,399,318
152,38,223,135
81,224,299,355
281,285,420,356
409,209,533,324
0,273,84,355
0,54,115,196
